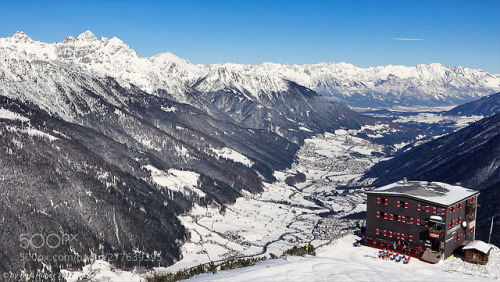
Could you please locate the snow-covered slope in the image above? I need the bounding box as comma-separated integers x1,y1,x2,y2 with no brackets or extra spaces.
61,236,500,281
192,65,289,102
2,31,499,107
187,235,499,281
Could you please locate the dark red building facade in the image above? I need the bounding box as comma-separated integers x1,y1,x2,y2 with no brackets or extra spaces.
365,180,479,259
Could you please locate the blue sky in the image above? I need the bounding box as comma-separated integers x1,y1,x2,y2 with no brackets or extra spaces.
1,0,499,73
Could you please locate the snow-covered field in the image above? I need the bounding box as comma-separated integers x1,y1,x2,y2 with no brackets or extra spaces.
392,113,484,129
63,235,500,281
188,235,500,281
359,106,485,133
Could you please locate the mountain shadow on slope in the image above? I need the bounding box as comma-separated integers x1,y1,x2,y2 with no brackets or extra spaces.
0,98,191,274
444,92,500,117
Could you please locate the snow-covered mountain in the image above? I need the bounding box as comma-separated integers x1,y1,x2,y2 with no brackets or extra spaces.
1,31,419,145
201,62,500,107
2,31,499,107
1,31,202,102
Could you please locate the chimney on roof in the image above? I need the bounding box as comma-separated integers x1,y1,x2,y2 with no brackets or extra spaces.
427,181,432,186
403,177,408,185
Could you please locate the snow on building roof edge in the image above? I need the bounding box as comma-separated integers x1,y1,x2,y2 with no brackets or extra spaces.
463,240,493,254
365,180,479,206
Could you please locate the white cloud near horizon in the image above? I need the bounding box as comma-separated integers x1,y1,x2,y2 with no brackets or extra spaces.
390,38,424,41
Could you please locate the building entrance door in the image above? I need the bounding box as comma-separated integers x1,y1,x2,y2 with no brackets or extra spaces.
431,239,440,251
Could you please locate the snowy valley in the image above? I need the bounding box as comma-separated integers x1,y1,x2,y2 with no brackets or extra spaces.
60,124,500,281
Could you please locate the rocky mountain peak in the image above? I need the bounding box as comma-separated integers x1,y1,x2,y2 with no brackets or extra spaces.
62,35,76,43
10,31,32,43
76,30,98,41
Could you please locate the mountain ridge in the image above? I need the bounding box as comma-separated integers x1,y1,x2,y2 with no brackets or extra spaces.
2,30,499,107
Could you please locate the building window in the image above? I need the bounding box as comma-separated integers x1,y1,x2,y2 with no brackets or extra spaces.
377,198,389,205
433,207,437,214
397,201,408,208
390,214,394,220
398,215,401,222
402,217,406,223
389,231,393,237
396,233,400,239
417,218,420,225
383,230,387,236
417,204,421,211
441,208,445,215
409,235,413,241
409,217,414,224
377,212,388,219
376,229,379,235
426,206,430,212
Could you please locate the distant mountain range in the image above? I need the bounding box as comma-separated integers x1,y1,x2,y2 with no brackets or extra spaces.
2,30,499,108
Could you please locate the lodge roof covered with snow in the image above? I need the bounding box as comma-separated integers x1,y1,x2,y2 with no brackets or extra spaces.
463,241,493,254
366,180,479,206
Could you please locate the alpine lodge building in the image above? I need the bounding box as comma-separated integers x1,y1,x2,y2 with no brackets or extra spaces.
365,179,479,260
